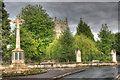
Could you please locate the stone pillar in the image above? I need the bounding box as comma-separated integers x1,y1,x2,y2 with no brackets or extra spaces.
75,48,81,62
16,16,20,48
111,49,117,62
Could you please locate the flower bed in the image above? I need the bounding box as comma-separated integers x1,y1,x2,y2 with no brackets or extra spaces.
2,69,47,77
1,61,10,65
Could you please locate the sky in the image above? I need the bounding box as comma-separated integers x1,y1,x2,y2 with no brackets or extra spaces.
3,0,119,40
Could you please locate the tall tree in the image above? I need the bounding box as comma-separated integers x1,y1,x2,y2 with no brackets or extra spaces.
2,2,11,61
114,32,120,54
21,4,55,40
55,28,75,62
46,27,75,62
96,24,115,61
76,18,94,41
59,28,75,62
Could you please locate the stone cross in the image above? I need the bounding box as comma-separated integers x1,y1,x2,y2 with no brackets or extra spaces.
12,14,24,48
11,14,25,67
111,49,117,62
75,48,81,62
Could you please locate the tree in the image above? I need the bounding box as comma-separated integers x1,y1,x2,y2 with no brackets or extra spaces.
96,24,115,61
2,2,11,61
46,39,60,60
58,28,75,62
76,18,94,41
21,4,55,40
46,28,75,62
114,32,120,54
19,4,55,62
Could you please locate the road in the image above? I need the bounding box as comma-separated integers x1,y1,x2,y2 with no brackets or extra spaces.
63,66,119,80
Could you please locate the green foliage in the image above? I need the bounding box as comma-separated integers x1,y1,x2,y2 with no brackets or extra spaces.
114,32,120,54
46,39,60,60
46,28,75,62
2,2,11,61
33,38,50,62
73,34,109,62
21,4,55,40
19,4,55,62
46,27,111,62
76,18,94,41
96,24,115,57
58,28,75,62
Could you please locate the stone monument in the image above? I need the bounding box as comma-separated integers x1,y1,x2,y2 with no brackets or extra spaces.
111,49,117,62
75,48,81,62
11,14,25,67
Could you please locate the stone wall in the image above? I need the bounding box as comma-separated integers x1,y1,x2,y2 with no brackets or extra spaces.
27,62,118,69
2,62,119,69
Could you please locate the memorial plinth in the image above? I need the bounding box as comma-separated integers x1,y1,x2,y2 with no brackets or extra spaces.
11,48,24,64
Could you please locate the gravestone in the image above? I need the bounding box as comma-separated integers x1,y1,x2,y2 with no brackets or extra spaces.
111,49,117,62
11,14,25,67
75,48,81,62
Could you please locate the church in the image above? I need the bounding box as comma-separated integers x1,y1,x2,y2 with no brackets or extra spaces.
54,17,68,39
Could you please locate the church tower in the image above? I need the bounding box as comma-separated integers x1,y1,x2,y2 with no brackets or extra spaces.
54,17,68,38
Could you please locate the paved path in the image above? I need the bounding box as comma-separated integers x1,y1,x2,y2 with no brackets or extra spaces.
3,68,86,80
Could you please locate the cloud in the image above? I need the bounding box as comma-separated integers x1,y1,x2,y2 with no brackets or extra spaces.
4,2,118,40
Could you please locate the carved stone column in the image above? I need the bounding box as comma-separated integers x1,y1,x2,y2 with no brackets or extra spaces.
111,49,117,62
75,48,81,62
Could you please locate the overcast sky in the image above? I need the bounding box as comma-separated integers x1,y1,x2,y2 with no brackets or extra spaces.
4,1,119,40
